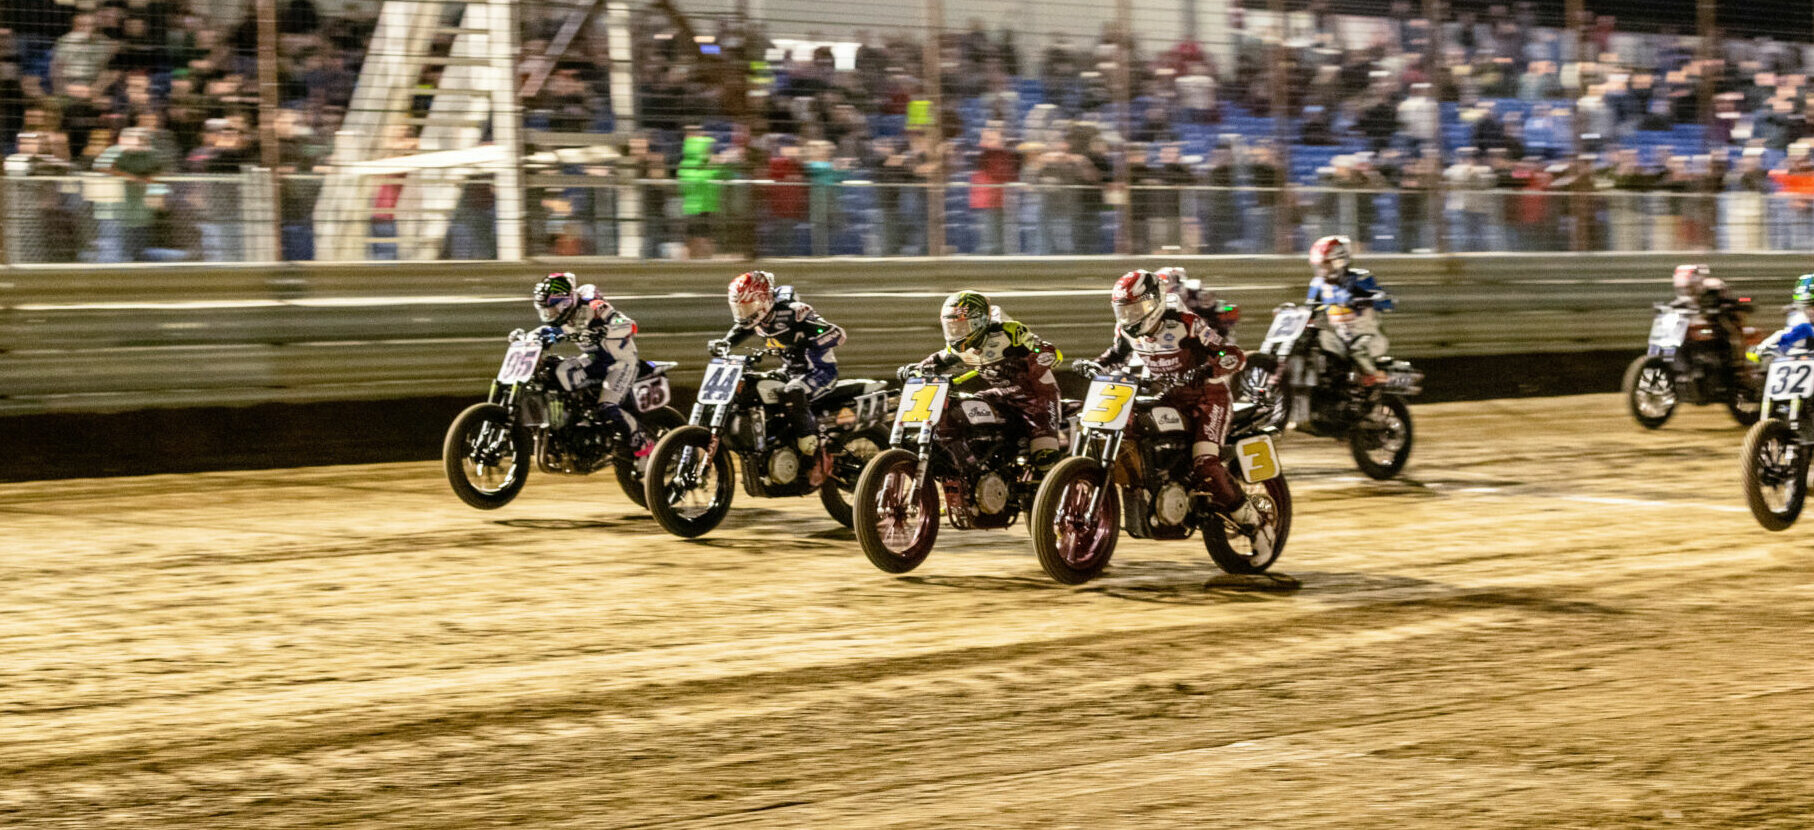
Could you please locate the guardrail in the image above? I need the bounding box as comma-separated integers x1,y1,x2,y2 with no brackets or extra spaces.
2,253,1806,415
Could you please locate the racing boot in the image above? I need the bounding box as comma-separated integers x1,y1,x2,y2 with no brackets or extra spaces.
798,431,832,489
1193,452,1274,555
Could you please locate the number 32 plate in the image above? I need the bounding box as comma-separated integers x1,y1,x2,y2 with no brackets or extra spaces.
1767,357,1814,401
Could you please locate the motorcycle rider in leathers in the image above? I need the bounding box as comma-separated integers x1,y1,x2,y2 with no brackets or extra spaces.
1670,263,1750,373
1075,270,1269,543
523,271,651,456
710,270,847,485
1751,274,1814,361
1155,266,1239,339
907,290,1066,475
1306,235,1394,385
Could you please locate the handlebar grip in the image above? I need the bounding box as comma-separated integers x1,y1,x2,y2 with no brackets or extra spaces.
952,370,980,384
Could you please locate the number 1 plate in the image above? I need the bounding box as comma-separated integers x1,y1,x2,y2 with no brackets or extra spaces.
895,378,951,428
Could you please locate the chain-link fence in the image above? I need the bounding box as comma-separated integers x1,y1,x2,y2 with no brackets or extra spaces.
5,1,1814,262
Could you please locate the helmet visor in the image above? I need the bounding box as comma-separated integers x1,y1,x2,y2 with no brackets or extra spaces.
942,313,981,345
731,296,768,326
536,297,568,323
1114,295,1159,331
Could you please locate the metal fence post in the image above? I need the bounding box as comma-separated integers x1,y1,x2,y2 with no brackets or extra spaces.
1115,0,1134,255
1697,0,1718,251
1269,0,1291,255
257,0,283,260
1425,0,1446,254
1566,0,1587,252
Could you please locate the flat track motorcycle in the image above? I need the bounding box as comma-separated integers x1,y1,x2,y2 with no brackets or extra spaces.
444,331,684,509
1742,348,1814,530
1031,369,1292,584
852,368,1080,574
1241,302,1421,479
643,347,895,537
1625,302,1762,429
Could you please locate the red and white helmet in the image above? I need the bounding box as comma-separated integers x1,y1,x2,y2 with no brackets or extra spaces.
1112,270,1167,336
1309,235,1351,278
1673,263,1709,297
728,270,776,327
1154,266,1188,291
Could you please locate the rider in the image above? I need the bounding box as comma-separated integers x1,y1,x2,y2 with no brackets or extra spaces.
526,271,650,456
1306,235,1394,385
908,290,1066,475
1671,263,1749,370
1155,266,1240,339
1075,270,1269,547
710,270,847,483
1751,274,1814,360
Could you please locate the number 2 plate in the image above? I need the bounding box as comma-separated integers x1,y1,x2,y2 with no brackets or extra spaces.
1767,357,1814,401
1080,377,1138,431
1262,308,1312,353
1234,435,1282,483
496,340,543,384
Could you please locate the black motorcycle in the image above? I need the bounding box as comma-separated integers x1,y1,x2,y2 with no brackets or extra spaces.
1241,302,1422,480
643,346,896,537
1624,302,1761,429
1030,368,1292,584
443,331,685,509
1741,348,1814,530
852,367,1078,574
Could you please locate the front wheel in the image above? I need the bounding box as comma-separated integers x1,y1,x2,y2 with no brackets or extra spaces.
1240,354,1291,431
853,449,940,573
443,403,532,510
1623,355,1676,430
644,425,736,538
1203,473,1292,574
1349,395,1414,480
612,406,686,509
1742,418,1808,531
1030,456,1121,584
819,427,890,528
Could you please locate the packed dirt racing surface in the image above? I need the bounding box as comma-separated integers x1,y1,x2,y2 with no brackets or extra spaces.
5,392,1813,828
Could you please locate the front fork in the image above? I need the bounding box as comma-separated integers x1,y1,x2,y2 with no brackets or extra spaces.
1068,429,1122,519
675,401,726,487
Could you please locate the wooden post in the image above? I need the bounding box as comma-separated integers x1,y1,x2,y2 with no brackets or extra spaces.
1424,0,1446,253
256,0,283,258
1566,0,1587,252
1269,0,1291,255
1697,0,1717,251
1116,0,1134,255
925,0,946,256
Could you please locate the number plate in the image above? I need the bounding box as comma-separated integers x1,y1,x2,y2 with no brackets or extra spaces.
496,340,543,384
1079,377,1139,432
1766,357,1814,401
632,375,671,411
697,358,744,405
895,378,951,428
1262,307,1312,353
1234,435,1282,483
1648,310,1689,350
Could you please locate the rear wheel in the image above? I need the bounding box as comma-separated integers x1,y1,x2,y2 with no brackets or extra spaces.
1203,473,1292,574
612,406,685,508
443,403,531,510
1623,355,1676,430
819,427,890,528
1728,379,1763,427
1031,457,1121,584
1742,418,1807,531
853,449,939,573
1349,395,1413,480
644,426,735,538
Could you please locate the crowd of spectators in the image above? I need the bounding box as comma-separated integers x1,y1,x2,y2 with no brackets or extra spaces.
9,0,1814,261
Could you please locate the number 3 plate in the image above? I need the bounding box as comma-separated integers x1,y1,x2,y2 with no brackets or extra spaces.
1767,357,1814,401
1234,435,1282,483
1080,378,1139,431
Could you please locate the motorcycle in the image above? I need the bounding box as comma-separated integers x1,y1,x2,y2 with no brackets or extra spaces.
1030,369,1292,584
443,331,685,509
1624,302,1762,429
1240,302,1422,479
1741,348,1814,530
852,368,1080,574
643,346,896,537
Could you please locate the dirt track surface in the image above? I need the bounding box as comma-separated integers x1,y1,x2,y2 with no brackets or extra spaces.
5,392,1813,828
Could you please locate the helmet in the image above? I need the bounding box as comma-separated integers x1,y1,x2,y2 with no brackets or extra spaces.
534,272,578,324
941,290,992,351
1154,266,1188,291
1673,263,1709,297
1309,235,1351,278
728,270,776,327
1112,270,1167,337
1794,274,1814,307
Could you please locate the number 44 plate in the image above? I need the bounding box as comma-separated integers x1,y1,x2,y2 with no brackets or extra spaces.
1234,435,1282,483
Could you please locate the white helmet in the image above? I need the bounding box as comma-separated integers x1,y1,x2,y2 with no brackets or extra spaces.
1309,235,1351,278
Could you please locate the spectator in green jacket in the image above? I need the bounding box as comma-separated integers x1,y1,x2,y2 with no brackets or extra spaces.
677,131,724,259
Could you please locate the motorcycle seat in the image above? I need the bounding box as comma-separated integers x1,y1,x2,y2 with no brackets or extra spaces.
639,360,678,377
813,378,889,407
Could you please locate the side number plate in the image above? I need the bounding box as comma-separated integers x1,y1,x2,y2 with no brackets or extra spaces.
1234,435,1282,483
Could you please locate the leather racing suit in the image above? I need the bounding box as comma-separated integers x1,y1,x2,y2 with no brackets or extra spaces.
916,318,1065,468
537,285,646,445
1307,266,1392,378
715,290,847,444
